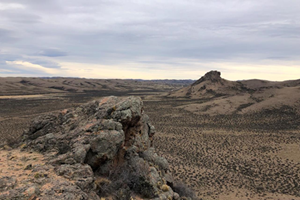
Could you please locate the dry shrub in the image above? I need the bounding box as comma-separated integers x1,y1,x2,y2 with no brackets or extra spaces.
5,136,21,148
172,181,198,199
161,184,169,192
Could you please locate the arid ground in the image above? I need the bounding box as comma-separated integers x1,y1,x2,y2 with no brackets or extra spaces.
1,75,300,199
145,98,300,200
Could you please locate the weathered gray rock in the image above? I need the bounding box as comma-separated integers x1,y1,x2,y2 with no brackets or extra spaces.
56,164,94,191
154,156,170,171
40,179,90,200
15,96,179,199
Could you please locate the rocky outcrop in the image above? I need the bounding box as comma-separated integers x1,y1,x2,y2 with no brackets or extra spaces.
169,70,240,99
0,96,184,199
192,71,222,86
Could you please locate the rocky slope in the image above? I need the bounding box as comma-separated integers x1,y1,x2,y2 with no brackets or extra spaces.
0,96,191,200
168,71,300,115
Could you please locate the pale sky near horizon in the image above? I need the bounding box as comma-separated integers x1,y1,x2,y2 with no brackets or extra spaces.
0,0,300,81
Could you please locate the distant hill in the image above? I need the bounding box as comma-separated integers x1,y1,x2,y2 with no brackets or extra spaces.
0,77,193,96
168,71,300,115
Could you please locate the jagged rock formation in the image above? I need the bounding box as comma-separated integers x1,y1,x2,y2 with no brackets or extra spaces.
0,96,185,200
191,71,222,85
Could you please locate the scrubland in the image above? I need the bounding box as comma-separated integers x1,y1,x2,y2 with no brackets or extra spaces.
145,99,300,200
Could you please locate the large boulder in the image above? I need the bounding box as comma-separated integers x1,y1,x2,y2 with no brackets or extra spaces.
11,96,178,199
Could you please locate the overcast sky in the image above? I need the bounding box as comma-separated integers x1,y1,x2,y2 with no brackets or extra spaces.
0,0,299,80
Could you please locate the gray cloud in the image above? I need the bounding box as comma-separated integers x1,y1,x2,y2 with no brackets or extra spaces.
0,0,299,78
0,28,16,43
0,28,11,37
37,49,67,57
0,10,40,24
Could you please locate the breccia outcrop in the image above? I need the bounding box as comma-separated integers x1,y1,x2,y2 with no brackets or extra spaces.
1,96,181,199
